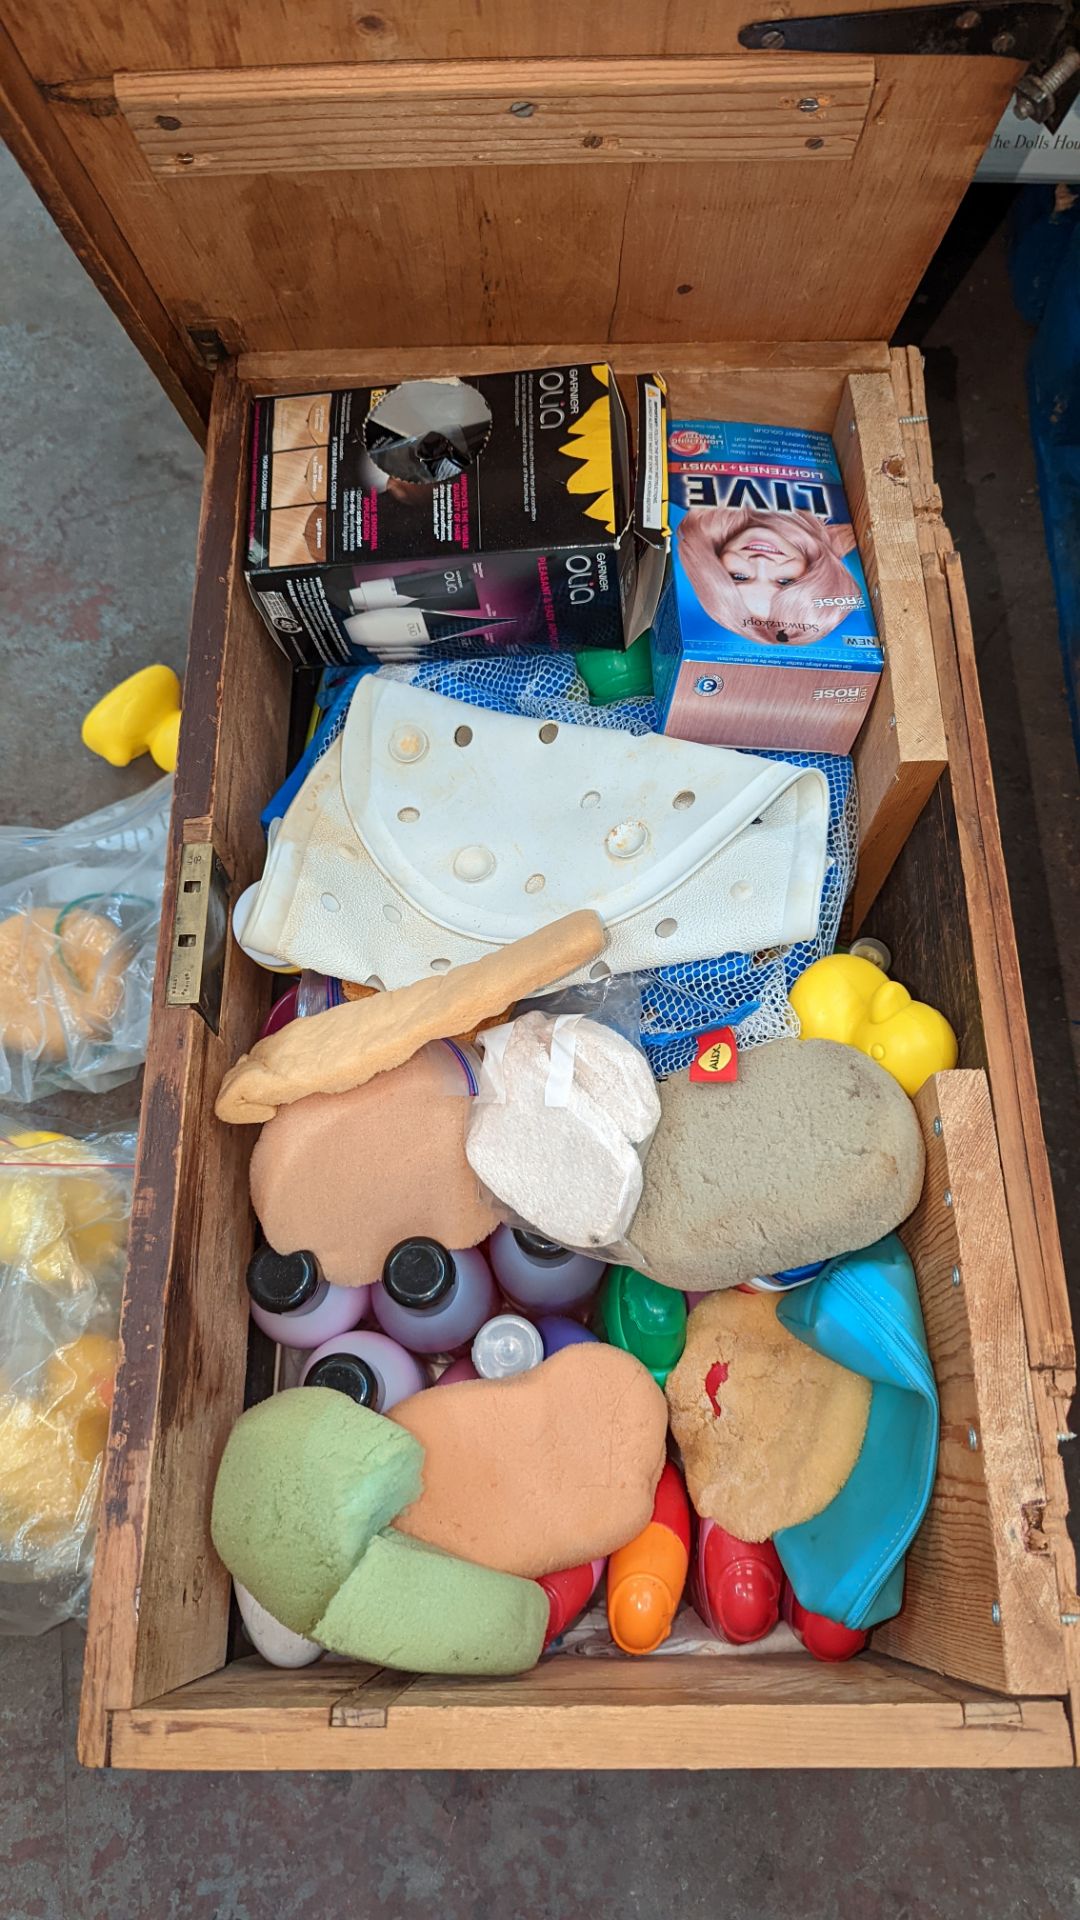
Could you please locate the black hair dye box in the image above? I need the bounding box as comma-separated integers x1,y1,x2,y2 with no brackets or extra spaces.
245,365,645,667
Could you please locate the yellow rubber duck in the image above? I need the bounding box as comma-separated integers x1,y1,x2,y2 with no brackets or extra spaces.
790,954,957,1097
0,1333,116,1550
81,664,181,772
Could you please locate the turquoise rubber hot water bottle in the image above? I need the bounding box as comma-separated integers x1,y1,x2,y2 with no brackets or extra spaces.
773,1234,939,1631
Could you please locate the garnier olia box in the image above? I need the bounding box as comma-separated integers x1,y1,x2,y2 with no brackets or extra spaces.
245,365,640,667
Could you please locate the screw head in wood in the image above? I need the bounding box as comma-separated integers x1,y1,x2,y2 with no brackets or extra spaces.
952,1266,961,1286
968,1427,979,1450
933,1117,942,1135
944,1189,953,1207
798,98,820,113
805,137,825,150
509,101,536,118
991,1602,1001,1624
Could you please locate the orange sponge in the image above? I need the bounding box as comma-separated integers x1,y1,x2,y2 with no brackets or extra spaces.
250,1044,499,1287
390,1343,668,1577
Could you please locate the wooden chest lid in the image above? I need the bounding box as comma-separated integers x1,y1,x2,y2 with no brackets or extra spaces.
0,0,1023,433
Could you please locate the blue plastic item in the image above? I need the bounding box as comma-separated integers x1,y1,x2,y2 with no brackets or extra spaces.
773,1234,938,1631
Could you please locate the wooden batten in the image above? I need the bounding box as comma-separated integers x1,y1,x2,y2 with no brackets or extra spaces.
107,1654,1074,1771
115,56,875,176
879,1072,1066,1696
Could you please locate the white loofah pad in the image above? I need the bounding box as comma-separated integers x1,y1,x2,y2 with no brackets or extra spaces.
241,677,829,988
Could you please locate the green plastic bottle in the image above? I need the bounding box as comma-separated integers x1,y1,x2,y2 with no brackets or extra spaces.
595,1264,686,1385
575,631,654,706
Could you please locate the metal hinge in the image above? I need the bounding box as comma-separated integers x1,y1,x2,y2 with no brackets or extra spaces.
741,2,1080,130
187,326,230,371
164,840,231,1034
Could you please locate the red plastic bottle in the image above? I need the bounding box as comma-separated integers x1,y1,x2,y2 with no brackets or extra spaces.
536,1558,606,1649
782,1582,869,1662
693,1519,783,1644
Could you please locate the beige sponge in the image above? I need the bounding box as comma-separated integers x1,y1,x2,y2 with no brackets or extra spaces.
631,1038,925,1292
217,909,605,1124
250,1044,500,1287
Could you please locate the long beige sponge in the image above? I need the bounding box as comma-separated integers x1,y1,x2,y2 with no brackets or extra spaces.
215,909,606,1125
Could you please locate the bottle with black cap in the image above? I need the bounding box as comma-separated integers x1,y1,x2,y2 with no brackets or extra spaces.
246,1244,369,1350
300,1328,427,1412
489,1224,605,1316
371,1237,498,1355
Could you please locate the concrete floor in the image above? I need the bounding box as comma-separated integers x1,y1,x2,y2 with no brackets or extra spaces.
1,144,1079,1918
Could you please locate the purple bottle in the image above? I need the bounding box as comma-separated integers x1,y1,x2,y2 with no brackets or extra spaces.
371,1239,499,1355
536,1315,599,1358
300,1329,427,1411
247,1245,369,1350
489,1225,605,1316
432,1354,481,1388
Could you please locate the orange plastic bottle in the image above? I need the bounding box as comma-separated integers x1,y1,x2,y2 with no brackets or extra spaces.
607,1461,691,1655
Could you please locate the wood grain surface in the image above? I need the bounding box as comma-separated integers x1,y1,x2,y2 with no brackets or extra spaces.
877,1073,1066,1695
837,371,947,922
108,1652,1072,1770
77,367,291,1766
116,56,874,175
1,3,1018,382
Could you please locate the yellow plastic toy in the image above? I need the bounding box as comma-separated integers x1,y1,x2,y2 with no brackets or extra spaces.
790,953,958,1097
0,1333,116,1550
81,663,181,772
0,1132,125,1292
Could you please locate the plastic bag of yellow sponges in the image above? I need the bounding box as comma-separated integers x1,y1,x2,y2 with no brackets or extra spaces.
0,1121,135,1633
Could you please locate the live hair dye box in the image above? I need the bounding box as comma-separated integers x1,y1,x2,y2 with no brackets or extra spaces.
245,365,642,667
651,418,883,754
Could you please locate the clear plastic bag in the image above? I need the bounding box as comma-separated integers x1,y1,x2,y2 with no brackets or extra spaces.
464,988,661,1259
0,1121,135,1633
0,778,170,1101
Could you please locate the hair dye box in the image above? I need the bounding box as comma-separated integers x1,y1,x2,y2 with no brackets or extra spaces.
245,366,642,667
651,419,882,754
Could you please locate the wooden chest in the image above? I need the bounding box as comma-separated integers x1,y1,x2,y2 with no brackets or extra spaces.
4,0,1077,1769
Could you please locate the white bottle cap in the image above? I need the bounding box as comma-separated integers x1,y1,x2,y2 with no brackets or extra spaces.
471,1313,544,1380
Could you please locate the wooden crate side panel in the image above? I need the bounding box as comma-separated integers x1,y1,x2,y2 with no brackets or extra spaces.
887,346,1073,1377
78,367,291,1766
876,1072,1066,1694
237,340,893,433
877,346,1080,1738
107,1653,1072,1770
1,0,1016,373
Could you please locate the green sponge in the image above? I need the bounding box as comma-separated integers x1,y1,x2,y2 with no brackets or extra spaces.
314,1528,548,1676
211,1387,423,1635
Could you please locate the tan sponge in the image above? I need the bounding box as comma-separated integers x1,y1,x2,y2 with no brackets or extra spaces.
666,1290,872,1541
250,1044,500,1287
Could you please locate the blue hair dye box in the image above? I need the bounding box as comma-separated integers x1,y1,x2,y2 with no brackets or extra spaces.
651,419,883,754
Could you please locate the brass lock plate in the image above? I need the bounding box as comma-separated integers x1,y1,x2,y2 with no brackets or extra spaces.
165,841,231,1033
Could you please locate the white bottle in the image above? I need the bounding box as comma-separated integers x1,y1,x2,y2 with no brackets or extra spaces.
471,1313,545,1380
